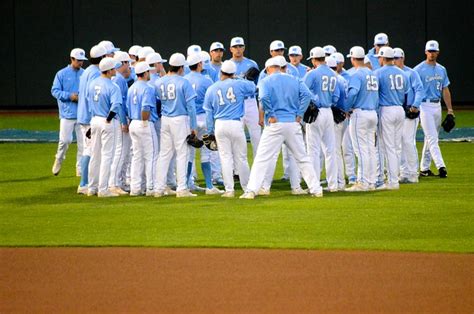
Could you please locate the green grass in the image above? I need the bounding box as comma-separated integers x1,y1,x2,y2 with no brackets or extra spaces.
0,140,473,252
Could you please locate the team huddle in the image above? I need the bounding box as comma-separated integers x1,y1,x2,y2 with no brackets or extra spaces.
50,33,454,198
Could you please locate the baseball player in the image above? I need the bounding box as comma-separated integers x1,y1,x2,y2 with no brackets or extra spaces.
200,51,219,82
154,53,198,198
344,46,380,192
373,46,409,190
209,42,225,73
184,53,223,195
51,48,87,177
108,51,133,195
127,62,156,196
414,40,453,178
323,45,337,56
366,33,389,70
288,45,310,79
127,45,142,85
229,37,261,158
304,46,340,192
240,57,322,199
203,60,255,197
258,40,299,81
393,47,424,183
76,44,107,194
87,57,124,197
98,40,119,57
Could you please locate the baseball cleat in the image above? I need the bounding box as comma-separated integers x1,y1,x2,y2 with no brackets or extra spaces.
110,186,129,195
130,190,144,196
52,159,62,176
399,176,419,184
345,183,369,192
310,191,323,197
145,190,155,197
164,186,177,195
291,188,308,195
419,169,434,177
87,190,98,196
205,187,224,195
189,184,206,192
98,190,120,198
154,191,165,198
438,167,447,178
77,185,88,195
212,178,224,186
258,188,270,196
221,191,235,198
375,183,387,190
176,190,197,197
239,191,255,199
386,183,400,190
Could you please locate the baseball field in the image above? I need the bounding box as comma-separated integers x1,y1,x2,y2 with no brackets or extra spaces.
1,111,473,312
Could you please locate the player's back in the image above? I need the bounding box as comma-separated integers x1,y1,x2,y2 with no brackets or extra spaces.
304,64,337,107
78,65,101,124
127,80,155,120
88,77,121,117
155,74,195,117
184,71,213,113
375,65,407,106
349,67,379,111
259,73,301,117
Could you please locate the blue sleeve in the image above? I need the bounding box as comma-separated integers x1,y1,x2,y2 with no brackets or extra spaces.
51,71,71,102
442,68,450,88
411,71,424,108
259,80,274,118
203,89,215,134
110,85,126,124
184,81,197,130
142,86,155,112
243,80,256,97
298,80,312,116
345,76,361,110
336,80,346,110
332,79,340,104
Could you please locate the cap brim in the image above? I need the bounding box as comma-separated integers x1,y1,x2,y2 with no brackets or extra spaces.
76,57,88,61
306,56,313,60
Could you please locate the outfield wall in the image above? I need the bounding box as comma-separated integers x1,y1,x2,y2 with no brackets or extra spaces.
1,0,472,108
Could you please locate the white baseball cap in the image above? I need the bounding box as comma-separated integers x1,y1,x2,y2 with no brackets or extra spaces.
99,40,120,54
128,45,142,56
221,60,237,74
210,42,225,51
230,37,245,47
113,51,133,63
134,62,151,74
346,46,365,58
393,48,405,58
288,45,302,56
323,45,337,55
70,48,88,61
376,46,394,58
146,52,167,64
187,53,202,66
331,52,344,64
374,33,389,45
200,51,211,64
307,47,325,60
99,57,121,72
326,56,337,68
274,56,287,67
265,57,280,68
425,40,439,51
364,55,371,64
187,45,202,56
90,45,107,58
270,40,286,51
169,53,187,67
138,46,155,60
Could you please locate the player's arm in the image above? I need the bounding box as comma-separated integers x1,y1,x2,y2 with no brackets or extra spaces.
258,81,276,123
298,80,312,118
51,72,76,102
345,76,361,111
411,71,423,109
442,70,453,114
184,81,198,133
331,79,340,105
203,90,215,134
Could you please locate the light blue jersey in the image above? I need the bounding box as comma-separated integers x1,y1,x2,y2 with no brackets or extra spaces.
51,65,84,119
367,48,381,70
210,63,222,74
202,63,219,82
155,74,197,130
184,71,213,115
374,65,409,106
128,80,156,121
414,61,450,101
402,66,424,108
345,67,379,111
112,71,129,122
259,73,312,124
340,69,352,81
203,78,256,133
303,64,340,108
231,57,259,79
77,65,101,124
259,63,299,82
148,73,161,122
334,75,347,111
87,76,123,122
295,63,310,79
126,66,137,84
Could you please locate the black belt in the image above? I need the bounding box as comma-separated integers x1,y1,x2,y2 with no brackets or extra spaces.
422,98,440,102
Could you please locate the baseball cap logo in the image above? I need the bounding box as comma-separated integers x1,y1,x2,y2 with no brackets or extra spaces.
378,36,383,40
380,51,384,55
278,43,282,47
236,39,241,43
194,47,199,52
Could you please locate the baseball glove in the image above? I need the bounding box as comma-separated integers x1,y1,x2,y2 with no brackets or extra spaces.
244,67,260,83
331,106,346,124
202,133,218,151
303,101,319,124
186,133,204,148
441,113,455,133
85,127,92,139
404,106,420,119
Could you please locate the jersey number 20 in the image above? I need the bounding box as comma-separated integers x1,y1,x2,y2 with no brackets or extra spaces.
217,87,237,105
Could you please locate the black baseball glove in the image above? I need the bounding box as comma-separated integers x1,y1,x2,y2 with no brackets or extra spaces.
331,106,346,124
441,113,455,133
186,133,204,148
202,133,218,151
244,67,260,83
85,127,92,139
404,106,420,119
303,101,319,124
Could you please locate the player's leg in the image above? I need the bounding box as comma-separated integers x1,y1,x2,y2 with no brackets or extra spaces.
78,124,92,190
347,110,370,190
233,121,252,192
215,120,235,193
74,121,83,176
53,118,75,175
98,119,116,195
109,119,124,189
420,103,445,171
375,116,385,186
320,109,338,191
244,98,262,157
400,117,419,183
145,123,157,195
305,120,322,188
129,120,144,195
87,117,102,195
342,119,357,184
155,117,174,193
172,116,191,193
281,144,290,180
334,121,346,189
366,111,379,187
380,107,403,188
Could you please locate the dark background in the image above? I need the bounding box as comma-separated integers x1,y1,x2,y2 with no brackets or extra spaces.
1,0,473,108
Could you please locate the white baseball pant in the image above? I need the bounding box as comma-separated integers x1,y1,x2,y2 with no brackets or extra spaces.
153,118,177,187
350,109,378,186
129,120,154,193
109,119,131,189
420,102,446,170
342,119,356,179
379,106,405,185
55,118,83,170
247,122,320,194
155,115,190,192
334,121,347,188
242,97,262,157
261,142,302,190
80,124,92,157
215,119,250,192
88,116,115,194
305,107,338,191
400,117,419,179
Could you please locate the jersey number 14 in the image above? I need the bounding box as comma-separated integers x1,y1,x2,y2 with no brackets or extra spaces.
217,87,237,105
